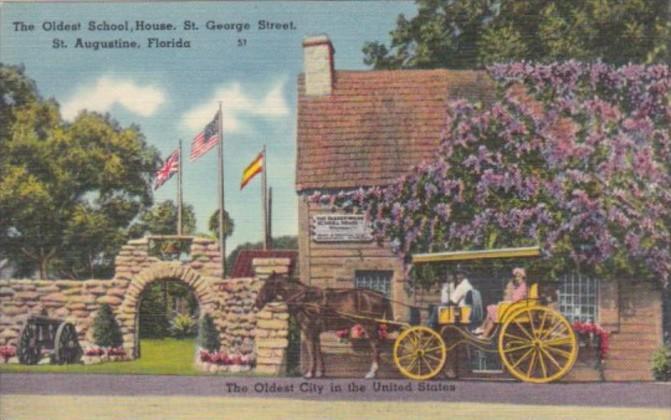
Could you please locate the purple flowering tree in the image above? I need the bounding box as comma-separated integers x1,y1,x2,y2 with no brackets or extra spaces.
317,62,670,286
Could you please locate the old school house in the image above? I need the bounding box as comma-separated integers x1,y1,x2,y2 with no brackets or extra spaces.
294,35,667,381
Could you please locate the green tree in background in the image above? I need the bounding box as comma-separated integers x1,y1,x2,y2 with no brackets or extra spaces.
138,280,199,339
129,199,197,238
207,208,234,240
363,0,671,69
0,64,160,279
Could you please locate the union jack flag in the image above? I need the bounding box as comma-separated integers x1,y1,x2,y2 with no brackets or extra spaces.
154,149,179,190
190,111,220,161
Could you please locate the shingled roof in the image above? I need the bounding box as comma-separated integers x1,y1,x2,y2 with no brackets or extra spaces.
296,69,494,192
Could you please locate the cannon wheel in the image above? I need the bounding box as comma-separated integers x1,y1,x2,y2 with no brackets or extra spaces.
393,326,447,380
17,324,41,365
54,322,82,364
498,306,578,383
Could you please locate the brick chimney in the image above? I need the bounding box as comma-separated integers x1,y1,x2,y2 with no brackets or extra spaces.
303,35,334,96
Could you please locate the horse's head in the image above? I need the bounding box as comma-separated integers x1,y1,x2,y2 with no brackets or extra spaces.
254,272,283,310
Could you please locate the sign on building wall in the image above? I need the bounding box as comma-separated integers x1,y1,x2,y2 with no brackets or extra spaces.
311,214,373,242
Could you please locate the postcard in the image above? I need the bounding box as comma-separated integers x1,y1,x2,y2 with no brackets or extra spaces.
1,1,670,419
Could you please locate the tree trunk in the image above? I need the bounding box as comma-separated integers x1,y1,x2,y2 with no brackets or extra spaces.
39,258,48,280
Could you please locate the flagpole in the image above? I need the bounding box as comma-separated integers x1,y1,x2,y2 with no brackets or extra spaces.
267,186,273,249
262,145,269,250
177,139,183,236
217,102,226,277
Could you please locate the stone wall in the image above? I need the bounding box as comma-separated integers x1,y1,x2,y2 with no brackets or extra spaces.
114,236,223,281
0,278,127,349
254,302,289,375
0,237,293,376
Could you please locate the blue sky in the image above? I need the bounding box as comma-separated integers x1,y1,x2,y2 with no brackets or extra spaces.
0,1,416,255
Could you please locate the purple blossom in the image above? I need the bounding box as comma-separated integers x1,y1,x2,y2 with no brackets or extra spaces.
323,62,671,287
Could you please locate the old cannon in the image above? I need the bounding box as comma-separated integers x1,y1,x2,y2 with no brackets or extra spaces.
17,316,82,365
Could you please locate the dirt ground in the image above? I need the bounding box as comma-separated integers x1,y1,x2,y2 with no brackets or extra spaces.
1,395,668,420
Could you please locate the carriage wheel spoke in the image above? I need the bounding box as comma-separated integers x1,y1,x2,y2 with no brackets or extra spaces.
538,349,548,378
527,310,537,336
503,342,533,353
541,318,565,340
420,356,432,373
424,353,443,364
514,320,534,340
504,332,529,343
422,336,438,351
511,347,534,369
527,350,537,377
545,345,572,359
543,336,573,347
540,347,562,370
406,357,418,374
397,352,416,361
424,345,444,354
538,311,548,336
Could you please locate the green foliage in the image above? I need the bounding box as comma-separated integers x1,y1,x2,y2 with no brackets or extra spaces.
651,344,671,381
225,235,298,276
92,304,123,348
139,285,170,338
208,209,234,240
139,281,198,338
169,313,197,339
198,313,220,352
129,200,197,238
363,0,671,69
0,64,160,279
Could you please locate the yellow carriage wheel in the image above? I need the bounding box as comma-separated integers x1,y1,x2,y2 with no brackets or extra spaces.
498,306,578,384
393,326,447,380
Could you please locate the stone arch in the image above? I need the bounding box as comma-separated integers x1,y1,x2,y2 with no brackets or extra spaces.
116,262,219,358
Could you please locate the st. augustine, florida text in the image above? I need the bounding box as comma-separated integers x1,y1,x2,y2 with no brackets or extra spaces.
58,37,191,50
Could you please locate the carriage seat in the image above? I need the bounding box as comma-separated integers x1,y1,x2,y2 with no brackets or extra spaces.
496,282,540,324
429,288,483,328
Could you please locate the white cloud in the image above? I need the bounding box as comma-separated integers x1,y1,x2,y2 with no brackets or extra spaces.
181,80,289,134
61,76,166,120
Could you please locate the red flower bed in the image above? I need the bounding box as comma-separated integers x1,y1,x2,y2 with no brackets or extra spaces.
199,351,253,366
85,347,105,356
84,347,126,357
335,324,389,341
107,347,127,357
572,321,609,359
0,345,16,362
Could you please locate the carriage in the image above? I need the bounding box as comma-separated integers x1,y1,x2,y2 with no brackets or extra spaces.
391,246,578,383
254,245,578,382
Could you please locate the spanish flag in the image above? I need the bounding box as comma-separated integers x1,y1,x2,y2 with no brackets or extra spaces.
240,151,264,190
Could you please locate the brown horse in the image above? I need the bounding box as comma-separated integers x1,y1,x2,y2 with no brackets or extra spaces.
254,273,394,379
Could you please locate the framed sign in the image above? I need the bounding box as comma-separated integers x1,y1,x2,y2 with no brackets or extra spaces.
310,214,373,242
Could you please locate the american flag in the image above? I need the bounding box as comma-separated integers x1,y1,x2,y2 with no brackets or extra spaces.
154,149,180,190
190,111,220,161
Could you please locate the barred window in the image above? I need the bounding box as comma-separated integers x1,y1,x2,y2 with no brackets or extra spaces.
558,272,599,323
354,271,392,297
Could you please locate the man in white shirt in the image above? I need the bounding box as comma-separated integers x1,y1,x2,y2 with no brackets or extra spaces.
441,268,473,307
439,267,473,379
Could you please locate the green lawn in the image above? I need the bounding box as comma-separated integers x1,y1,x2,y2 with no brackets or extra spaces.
0,338,241,376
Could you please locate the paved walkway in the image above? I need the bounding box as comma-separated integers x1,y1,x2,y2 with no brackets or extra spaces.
1,373,670,409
